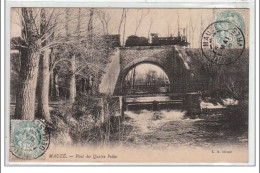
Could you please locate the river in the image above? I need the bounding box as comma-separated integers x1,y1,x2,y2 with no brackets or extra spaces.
115,109,248,149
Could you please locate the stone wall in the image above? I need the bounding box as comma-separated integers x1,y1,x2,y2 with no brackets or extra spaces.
99,48,121,95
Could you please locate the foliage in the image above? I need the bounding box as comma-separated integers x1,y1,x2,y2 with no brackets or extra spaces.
185,48,249,101
71,94,102,120
49,108,71,145
223,100,248,131
49,94,121,145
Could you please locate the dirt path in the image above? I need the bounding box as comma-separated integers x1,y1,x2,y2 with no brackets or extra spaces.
121,110,248,148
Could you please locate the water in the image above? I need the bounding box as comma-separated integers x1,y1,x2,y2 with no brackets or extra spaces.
115,110,248,148
125,96,175,103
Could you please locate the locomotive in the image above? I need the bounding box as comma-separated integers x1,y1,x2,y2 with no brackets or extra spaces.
125,29,189,47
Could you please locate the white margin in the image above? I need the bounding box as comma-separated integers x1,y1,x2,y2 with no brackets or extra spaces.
2,0,258,168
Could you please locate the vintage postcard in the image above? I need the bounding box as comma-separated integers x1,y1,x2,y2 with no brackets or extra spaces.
6,3,255,165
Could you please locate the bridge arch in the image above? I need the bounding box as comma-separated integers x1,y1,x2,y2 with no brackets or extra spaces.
121,61,174,96
99,46,192,95
121,61,173,86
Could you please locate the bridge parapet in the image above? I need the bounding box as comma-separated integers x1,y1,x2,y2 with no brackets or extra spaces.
119,46,173,70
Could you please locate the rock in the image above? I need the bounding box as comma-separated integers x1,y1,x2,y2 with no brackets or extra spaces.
152,111,164,120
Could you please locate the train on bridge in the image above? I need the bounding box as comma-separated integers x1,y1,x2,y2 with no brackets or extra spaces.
125,29,189,47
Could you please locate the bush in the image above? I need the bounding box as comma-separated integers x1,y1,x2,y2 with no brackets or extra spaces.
224,100,248,130
49,108,71,145
49,94,121,145
72,95,103,120
69,114,99,144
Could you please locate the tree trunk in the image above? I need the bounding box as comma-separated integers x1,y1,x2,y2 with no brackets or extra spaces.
49,53,55,99
14,49,39,120
122,11,127,46
88,9,94,35
36,48,51,122
49,71,54,98
54,72,59,98
69,55,76,103
81,78,86,93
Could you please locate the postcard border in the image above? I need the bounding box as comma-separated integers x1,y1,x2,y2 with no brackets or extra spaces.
4,0,256,166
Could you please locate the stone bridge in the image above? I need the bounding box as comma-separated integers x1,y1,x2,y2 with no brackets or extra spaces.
99,45,194,96
98,45,248,115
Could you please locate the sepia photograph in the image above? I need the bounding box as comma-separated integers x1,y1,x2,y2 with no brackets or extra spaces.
7,6,252,164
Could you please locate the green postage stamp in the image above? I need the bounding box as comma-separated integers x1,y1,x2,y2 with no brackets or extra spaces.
10,120,50,160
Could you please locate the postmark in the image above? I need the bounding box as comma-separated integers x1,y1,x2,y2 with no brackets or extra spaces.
201,21,245,65
10,120,50,160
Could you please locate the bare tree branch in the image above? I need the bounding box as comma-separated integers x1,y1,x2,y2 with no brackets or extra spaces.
148,13,156,37
118,9,126,35
134,9,148,35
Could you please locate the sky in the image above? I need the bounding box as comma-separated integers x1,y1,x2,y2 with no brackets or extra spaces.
11,8,249,48
10,8,249,76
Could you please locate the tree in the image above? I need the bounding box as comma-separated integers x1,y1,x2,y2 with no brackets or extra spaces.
134,9,148,35
122,9,129,46
88,8,94,37
36,8,53,122
64,8,77,103
12,7,120,119
145,70,157,85
189,16,197,48
198,14,205,47
118,9,126,35
97,9,111,35
148,13,156,38
12,8,82,119
36,49,52,121
117,9,130,46
167,23,172,37
13,8,41,120
177,10,180,37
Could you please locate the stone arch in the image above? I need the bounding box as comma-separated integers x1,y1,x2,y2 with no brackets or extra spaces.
110,46,192,95
115,54,175,95
120,60,173,88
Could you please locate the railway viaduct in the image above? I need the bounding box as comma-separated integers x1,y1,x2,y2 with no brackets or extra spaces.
99,45,194,96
